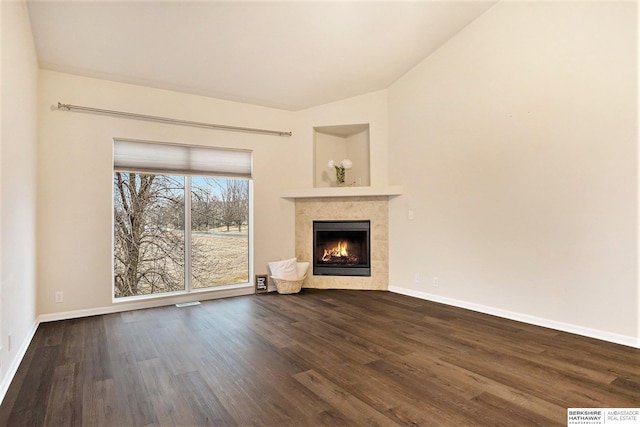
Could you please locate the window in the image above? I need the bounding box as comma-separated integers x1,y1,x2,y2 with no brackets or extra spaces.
113,140,251,299
190,177,249,289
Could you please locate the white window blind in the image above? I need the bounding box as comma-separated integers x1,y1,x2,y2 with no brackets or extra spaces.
113,139,252,178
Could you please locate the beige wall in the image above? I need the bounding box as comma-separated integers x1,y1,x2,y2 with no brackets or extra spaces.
347,129,370,186
1,0,39,387
37,70,298,315
388,1,638,340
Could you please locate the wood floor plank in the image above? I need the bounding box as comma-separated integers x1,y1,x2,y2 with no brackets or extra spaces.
320,315,420,356
137,358,201,426
173,370,237,426
396,350,567,422
40,320,66,348
293,369,402,427
107,351,158,426
42,363,83,427
6,344,59,426
81,379,120,427
192,357,269,426
310,361,463,426
290,320,384,364
146,317,204,376
471,392,564,427
0,326,48,426
365,358,520,427
1,289,638,426
442,346,640,409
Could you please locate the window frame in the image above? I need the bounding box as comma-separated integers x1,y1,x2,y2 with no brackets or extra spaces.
112,139,253,303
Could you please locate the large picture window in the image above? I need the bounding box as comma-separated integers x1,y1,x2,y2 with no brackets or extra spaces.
113,140,251,299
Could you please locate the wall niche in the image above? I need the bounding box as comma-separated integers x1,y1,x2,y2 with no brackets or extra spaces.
314,124,370,188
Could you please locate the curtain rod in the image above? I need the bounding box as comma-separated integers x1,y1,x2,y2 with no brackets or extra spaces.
56,102,292,137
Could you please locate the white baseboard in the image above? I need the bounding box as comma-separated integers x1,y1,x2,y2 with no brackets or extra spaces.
0,319,39,405
39,285,253,323
389,286,639,349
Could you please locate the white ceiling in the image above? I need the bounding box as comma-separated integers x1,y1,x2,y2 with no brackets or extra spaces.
27,1,497,111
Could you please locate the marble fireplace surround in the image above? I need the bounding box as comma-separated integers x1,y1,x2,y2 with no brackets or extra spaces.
294,196,389,290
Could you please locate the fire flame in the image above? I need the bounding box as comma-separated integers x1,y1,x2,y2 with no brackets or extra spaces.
322,241,349,261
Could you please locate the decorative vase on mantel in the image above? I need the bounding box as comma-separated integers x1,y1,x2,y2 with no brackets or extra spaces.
328,159,352,187
336,167,346,186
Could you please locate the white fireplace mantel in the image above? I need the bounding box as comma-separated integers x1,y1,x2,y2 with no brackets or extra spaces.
281,185,402,199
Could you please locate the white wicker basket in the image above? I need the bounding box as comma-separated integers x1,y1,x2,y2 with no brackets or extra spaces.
267,261,309,295
271,273,307,294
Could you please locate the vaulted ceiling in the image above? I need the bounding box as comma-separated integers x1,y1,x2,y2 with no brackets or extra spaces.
27,1,497,111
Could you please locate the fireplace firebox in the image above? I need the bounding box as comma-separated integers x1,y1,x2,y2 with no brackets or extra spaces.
313,220,371,276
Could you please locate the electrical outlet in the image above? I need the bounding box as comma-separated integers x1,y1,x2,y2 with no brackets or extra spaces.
414,273,420,283
432,277,439,287
55,291,63,303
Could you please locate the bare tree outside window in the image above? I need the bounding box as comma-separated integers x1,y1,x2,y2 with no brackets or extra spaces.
113,173,185,297
114,173,249,298
217,179,249,232
191,177,249,288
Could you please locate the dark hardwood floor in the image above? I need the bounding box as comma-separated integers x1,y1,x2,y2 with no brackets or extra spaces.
0,289,638,426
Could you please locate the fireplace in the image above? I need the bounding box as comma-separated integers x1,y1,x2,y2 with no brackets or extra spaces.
313,220,371,276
